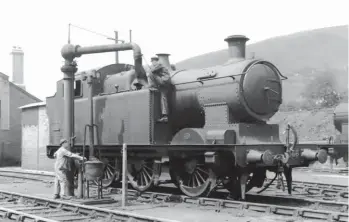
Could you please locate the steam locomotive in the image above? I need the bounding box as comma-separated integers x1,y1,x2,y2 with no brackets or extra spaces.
46,35,329,200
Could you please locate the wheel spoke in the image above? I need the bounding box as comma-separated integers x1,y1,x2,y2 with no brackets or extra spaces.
105,167,111,179
141,170,150,185
142,167,152,181
171,159,215,197
127,159,157,192
107,166,114,176
143,164,153,171
189,175,193,187
139,171,144,186
197,167,209,175
195,169,205,183
193,173,200,187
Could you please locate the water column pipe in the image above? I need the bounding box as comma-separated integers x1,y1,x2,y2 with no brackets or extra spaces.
61,43,148,86
60,42,146,155
60,42,146,198
60,60,77,196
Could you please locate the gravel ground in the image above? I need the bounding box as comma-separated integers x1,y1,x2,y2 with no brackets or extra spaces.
0,168,347,222
0,176,285,222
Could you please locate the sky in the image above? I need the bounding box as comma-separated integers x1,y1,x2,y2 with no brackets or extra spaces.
0,0,348,100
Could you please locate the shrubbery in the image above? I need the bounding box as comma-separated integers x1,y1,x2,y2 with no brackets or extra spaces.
280,69,347,112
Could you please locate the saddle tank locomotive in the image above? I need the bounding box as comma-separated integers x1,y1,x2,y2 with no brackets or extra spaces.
46,35,328,200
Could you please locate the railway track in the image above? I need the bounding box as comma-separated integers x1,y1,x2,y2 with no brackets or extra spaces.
0,168,346,201
0,169,348,221
294,167,348,175
0,181,346,222
103,188,348,221
263,178,348,199
0,190,178,222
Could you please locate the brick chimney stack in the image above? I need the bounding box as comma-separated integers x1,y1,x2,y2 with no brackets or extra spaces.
10,46,25,90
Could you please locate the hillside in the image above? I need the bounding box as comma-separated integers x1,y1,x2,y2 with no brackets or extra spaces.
175,26,348,144
176,25,348,73
175,25,348,102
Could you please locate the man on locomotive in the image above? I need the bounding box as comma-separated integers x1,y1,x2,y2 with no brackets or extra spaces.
148,56,171,122
53,139,85,199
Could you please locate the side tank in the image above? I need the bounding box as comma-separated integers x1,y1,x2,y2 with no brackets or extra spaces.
170,35,284,131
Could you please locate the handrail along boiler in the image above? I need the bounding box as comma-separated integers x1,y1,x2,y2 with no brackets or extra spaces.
46,35,328,200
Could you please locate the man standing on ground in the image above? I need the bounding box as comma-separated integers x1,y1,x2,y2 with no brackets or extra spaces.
53,138,85,199
148,56,171,122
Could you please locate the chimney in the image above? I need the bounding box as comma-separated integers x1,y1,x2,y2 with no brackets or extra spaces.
10,46,25,90
224,35,249,62
156,53,172,71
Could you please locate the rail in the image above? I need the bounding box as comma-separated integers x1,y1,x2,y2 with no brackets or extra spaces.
0,169,347,221
109,188,348,221
0,190,179,222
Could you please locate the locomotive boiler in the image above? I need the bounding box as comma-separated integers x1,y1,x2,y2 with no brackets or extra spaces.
46,35,328,200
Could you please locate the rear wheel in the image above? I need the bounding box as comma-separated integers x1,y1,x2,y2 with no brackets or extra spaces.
171,158,216,197
127,158,159,192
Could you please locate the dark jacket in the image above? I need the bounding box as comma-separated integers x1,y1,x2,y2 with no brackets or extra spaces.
150,63,171,85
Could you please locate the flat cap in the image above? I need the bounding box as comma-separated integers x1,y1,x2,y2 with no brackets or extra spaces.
151,57,159,61
59,138,68,146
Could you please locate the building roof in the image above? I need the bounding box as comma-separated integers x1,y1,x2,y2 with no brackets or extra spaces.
9,82,42,102
19,101,46,110
0,72,9,80
0,71,42,102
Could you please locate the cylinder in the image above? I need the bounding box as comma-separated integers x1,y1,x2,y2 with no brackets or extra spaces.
246,150,273,165
156,53,172,71
301,149,328,164
224,35,249,61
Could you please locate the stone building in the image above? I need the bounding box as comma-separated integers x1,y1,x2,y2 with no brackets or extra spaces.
0,47,41,166
20,102,53,171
